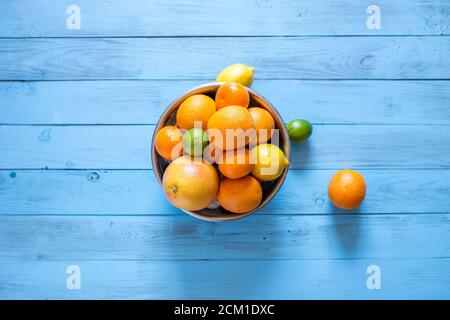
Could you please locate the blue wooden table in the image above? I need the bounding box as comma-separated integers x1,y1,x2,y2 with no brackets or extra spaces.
0,0,449,299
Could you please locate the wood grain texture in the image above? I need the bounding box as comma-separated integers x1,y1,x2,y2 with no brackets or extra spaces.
0,37,449,80
1,125,449,169
0,0,448,37
1,169,450,215
0,214,449,260
1,258,449,299
1,80,449,125
1,0,450,300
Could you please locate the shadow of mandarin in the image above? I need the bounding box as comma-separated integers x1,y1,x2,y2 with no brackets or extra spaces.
330,205,362,255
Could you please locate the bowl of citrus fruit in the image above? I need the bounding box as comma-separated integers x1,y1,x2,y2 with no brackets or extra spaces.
152,67,290,221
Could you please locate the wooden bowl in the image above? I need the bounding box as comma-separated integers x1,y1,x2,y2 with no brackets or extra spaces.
151,82,290,222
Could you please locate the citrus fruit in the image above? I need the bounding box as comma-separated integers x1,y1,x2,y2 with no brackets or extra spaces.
154,125,184,161
176,94,216,130
203,144,221,164
215,82,250,109
162,156,219,211
216,63,254,87
328,169,366,210
248,107,275,144
251,144,289,181
218,148,254,179
286,119,313,143
218,175,262,213
207,105,255,150
182,128,209,156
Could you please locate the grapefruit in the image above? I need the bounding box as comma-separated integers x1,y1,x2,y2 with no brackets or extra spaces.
162,156,219,211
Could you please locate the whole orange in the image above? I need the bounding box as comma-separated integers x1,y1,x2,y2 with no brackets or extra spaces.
163,156,219,211
248,107,275,144
207,105,255,150
328,169,366,210
218,175,262,213
218,148,254,179
215,82,250,109
176,94,216,130
154,125,184,161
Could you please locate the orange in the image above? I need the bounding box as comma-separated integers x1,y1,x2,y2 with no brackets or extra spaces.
163,156,219,211
154,125,184,161
218,148,254,179
215,82,250,109
328,169,366,210
218,175,262,213
203,144,221,164
176,94,216,130
248,107,275,144
207,105,255,150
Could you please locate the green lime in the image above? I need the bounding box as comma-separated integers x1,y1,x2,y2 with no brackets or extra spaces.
182,128,209,156
286,119,313,143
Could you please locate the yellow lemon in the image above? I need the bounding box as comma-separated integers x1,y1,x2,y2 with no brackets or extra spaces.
216,63,255,87
251,144,290,181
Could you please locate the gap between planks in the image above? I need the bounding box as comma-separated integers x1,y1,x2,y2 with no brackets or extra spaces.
0,35,449,39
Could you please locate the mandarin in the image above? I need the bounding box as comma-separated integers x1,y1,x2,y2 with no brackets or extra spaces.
207,105,255,150
218,175,262,213
248,107,275,144
328,169,366,210
215,82,250,109
154,125,184,161
218,148,254,179
176,94,216,130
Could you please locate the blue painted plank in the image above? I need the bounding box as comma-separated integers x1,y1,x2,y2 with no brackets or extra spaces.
1,80,449,125
1,125,449,169
0,214,449,260
0,258,449,299
0,37,449,80
1,169,450,215
0,0,448,37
